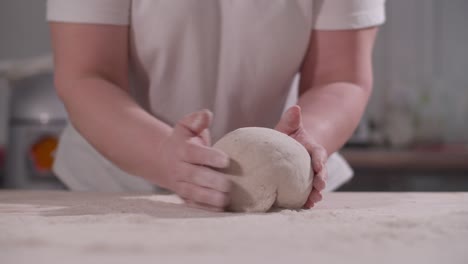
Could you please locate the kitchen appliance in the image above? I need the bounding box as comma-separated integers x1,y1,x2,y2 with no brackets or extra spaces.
5,72,67,189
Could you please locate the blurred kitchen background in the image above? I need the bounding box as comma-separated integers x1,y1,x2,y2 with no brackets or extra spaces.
0,0,467,191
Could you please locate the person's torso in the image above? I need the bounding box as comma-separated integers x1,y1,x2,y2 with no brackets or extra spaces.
129,0,314,140
54,0,321,191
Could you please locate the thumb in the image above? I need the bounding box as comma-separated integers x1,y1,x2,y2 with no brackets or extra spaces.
275,105,302,135
199,128,212,146
174,109,213,139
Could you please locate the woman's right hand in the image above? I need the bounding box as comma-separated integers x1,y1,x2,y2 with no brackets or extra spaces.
154,110,232,211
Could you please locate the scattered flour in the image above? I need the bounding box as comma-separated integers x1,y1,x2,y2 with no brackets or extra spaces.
0,191,467,264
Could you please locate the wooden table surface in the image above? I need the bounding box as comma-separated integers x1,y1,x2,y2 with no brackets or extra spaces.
1,191,467,264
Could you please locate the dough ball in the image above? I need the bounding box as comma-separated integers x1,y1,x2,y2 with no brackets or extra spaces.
213,127,313,213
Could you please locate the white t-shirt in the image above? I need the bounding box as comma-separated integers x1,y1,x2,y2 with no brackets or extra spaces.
47,0,385,192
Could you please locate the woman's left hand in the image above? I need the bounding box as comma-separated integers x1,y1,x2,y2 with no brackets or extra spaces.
275,105,328,208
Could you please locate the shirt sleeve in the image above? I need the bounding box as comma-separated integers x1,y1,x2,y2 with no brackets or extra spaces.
313,0,386,30
47,0,131,25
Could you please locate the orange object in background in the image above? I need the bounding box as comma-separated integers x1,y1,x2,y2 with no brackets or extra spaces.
29,136,58,173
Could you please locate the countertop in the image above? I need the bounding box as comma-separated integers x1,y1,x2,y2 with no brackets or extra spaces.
1,191,467,264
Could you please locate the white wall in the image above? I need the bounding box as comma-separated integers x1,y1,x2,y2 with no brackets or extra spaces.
0,0,51,145
369,0,468,144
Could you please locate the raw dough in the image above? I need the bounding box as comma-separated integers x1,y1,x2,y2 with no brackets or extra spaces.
213,127,313,212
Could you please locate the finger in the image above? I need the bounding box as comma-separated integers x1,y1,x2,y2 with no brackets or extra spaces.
309,188,323,203
182,141,230,168
186,165,232,193
189,128,212,146
174,109,213,139
304,189,322,208
176,181,230,208
304,199,314,209
274,105,302,135
319,161,328,183
304,144,328,173
313,167,327,191
200,128,212,146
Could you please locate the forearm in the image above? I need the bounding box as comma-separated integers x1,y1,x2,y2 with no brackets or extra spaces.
57,77,172,182
297,82,370,155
